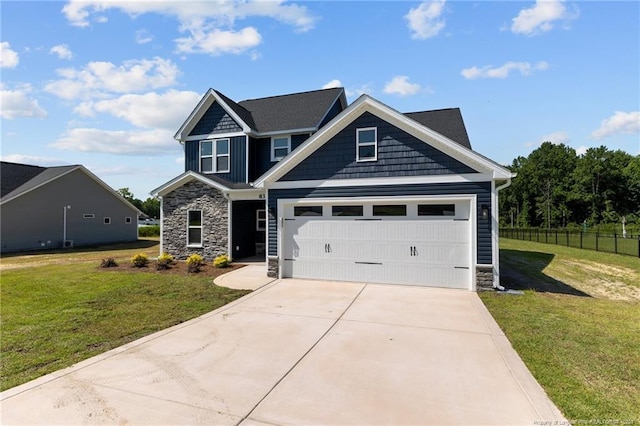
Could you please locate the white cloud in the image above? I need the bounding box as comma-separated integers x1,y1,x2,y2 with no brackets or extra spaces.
0,41,19,68
383,76,422,96
539,131,569,145
575,146,588,156
511,0,579,36
592,111,640,139
74,90,201,130
405,0,446,40
322,79,342,89
0,84,47,119
50,44,73,60
175,27,261,55
51,127,177,155
461,61,549,79
0,154,68,166
135,29,154,44
62,0,316,56
44,57,180,100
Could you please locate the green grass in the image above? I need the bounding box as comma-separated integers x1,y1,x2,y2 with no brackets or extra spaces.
481,239,640,421
0,244,250,391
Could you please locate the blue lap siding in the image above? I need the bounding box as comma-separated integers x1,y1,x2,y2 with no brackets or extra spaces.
249,134,311,182
267,181,492,264
281,112,478,181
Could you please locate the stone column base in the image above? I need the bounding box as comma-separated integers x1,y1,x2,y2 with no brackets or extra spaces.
267,256,279,278
475,265,494,291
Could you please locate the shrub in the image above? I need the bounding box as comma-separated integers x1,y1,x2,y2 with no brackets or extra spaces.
131,253,149,268
100,258,118,268
213,254,230,268
186,254,204,273
138,225,160,237
156,252,174,270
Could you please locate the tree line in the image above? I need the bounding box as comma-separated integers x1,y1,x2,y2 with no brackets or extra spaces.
499,143,640,231
117,188,160,220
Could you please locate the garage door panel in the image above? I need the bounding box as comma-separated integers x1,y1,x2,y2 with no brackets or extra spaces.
281,201,473,290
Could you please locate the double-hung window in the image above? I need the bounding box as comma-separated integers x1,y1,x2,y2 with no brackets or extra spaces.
187,210,203,246
200,139,230,173
256,209,266,231
356,127,377,162
271,136,290,161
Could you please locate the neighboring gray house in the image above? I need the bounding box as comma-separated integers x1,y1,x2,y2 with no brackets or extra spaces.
1,162,141,253
152,87,515,291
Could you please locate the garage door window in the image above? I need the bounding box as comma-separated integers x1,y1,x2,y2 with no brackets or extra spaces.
418,204,456,216
332,205,363,216
373,205,406,216
294,206,323,216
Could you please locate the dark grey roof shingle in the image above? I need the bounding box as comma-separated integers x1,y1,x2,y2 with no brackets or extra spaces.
1,162,78,200
405,108,472,149
237,87,345,133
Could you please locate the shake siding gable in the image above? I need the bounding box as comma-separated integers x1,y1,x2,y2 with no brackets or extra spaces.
189,102,243,136
281,112,478,181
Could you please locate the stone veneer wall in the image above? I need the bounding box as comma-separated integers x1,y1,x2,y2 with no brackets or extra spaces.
475,265,494,291
162,180,228,261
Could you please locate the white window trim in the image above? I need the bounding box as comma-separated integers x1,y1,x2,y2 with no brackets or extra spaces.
256,209,266,231
271,136,291,162
83,214,94,219
104,217,111,225
215,138,230,173
125,217,132,223
187,210,203,247
356,127,377,162
200,139,230,174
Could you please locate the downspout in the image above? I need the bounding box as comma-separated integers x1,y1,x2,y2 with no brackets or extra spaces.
493,176,515,290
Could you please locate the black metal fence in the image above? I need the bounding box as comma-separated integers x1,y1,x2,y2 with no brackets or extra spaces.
500,228,640,258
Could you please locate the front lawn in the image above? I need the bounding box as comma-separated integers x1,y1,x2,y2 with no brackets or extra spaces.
0,241,250,391
480,239,640,422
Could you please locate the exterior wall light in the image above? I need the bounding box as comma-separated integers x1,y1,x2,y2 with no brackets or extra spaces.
481,204,489,220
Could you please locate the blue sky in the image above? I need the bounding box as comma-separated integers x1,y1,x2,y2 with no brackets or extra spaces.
2,0,639,200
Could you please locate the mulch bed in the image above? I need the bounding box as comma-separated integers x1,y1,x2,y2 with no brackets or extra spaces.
99,261,246,278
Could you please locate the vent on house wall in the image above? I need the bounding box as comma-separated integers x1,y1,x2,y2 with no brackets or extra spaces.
63,240,74,248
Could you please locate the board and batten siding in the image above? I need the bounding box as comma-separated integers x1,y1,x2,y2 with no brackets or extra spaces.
184,136,247,183
267,181,492,264
249,134,310,182
188,102,243,136
281,112,478,182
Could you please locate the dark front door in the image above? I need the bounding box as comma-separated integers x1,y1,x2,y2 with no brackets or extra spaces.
231,200,266,259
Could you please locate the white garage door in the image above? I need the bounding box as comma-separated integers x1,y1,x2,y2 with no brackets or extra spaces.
281,199,472,289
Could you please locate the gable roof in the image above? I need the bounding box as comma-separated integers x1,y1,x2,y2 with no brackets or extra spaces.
254,95,513,187
0,161,141,213
175,87,347,140
405,108,471,149
150,170,253,197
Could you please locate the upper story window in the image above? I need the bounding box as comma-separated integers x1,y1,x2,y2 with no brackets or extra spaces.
271,136,291,162
200,139,230,173
356,127,377,162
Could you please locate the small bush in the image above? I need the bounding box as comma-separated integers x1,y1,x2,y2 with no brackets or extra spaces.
213,254,230,268
100,258,118,268
186,254,204,273
138,225,160,237
156,252,174,270
131,253,149,268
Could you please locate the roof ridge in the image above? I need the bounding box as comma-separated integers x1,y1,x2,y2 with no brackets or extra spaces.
239,87,343,104
405,107,460,114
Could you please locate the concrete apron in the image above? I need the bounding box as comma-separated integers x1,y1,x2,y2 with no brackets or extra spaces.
1,280,566,425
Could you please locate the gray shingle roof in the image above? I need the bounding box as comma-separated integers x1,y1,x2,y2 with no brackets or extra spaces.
235,87,346,134
405,108,472,149
1,162,78,200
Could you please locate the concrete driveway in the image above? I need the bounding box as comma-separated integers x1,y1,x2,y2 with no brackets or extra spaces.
1,272,566,425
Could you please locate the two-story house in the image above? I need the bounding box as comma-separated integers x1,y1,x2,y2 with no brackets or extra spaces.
151,87,514,291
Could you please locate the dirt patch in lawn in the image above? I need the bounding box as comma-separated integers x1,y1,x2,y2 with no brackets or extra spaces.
552,259,640,301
